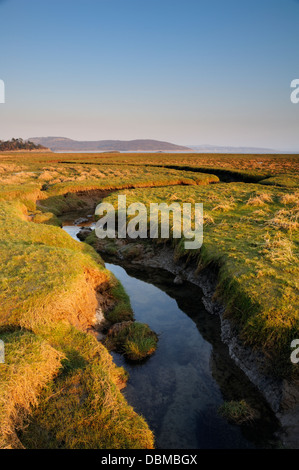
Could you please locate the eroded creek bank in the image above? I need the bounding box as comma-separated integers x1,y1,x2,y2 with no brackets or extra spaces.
62,218,283,449
95,236,299,449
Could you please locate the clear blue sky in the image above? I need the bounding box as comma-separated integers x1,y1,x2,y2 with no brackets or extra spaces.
0,0,299,150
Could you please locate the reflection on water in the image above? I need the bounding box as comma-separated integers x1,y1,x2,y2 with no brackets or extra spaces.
105,262,280,450
62,223,280,449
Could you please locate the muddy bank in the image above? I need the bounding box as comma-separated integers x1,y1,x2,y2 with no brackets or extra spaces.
85,234,299,448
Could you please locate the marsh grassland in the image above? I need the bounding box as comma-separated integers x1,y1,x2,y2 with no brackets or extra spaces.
0,151,298,448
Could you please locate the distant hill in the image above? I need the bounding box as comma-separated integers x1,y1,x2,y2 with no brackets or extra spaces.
0,138,47,152
29,137,191,152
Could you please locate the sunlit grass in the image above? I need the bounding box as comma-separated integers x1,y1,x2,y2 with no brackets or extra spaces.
99,182,299,374
19,323,154,449
0,150,298,447
0,198,153,448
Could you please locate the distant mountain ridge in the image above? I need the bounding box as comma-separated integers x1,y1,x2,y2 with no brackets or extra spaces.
29,137,191,152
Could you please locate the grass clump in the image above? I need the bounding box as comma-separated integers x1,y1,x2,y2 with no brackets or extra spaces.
259,232,296,265
280,192,299,205
218,400,257,424
266,208,299,232
30,210,62,227
212,202,235,212
106,321,158,361
105,279,134,324
246,192,273,206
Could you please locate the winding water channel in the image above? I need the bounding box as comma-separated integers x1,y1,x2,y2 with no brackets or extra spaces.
63,221,281,449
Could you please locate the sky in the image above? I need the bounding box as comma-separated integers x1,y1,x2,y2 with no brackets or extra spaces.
0,0,299,150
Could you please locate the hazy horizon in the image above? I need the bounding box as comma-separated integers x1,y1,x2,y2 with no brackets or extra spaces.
25,136,299,152
2,135,299,153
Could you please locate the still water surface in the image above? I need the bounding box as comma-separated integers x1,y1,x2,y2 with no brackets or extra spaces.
63,223,280,449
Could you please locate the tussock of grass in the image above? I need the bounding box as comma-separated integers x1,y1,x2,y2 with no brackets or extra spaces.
251,209,270,222
123,337,157,361
106,322,158,361
105,280,134,324
266,208,299,232
259,232,296,264
218,400,257,424
30,210,62,227
203,214,215,225
246,193,273,206
212,202,235,212
280,192,299,205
